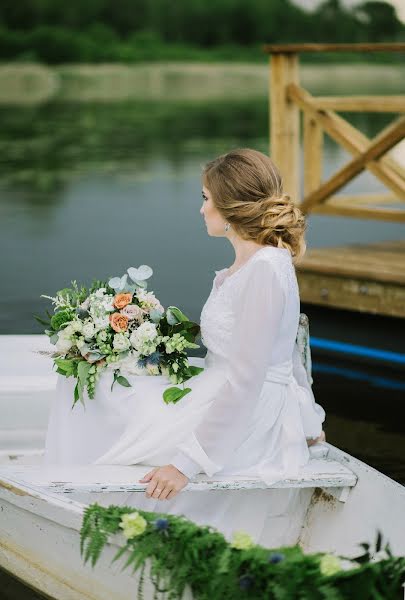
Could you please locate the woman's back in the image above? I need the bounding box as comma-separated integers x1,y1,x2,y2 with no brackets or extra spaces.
200,245,300,367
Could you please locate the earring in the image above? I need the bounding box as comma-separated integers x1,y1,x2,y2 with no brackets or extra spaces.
224,222,231,232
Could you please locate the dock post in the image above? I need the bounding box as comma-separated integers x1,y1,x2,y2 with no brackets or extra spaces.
269,52,300,204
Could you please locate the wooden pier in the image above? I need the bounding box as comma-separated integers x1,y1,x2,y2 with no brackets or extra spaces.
295,239,405,318
263,43,405,318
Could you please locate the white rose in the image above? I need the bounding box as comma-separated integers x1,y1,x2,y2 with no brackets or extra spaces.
56,336,73,353
113,333,131,352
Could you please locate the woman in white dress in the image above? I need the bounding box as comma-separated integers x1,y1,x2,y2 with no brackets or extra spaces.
44,147,326,545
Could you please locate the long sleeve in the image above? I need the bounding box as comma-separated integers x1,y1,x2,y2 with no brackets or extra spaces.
170,259,286,479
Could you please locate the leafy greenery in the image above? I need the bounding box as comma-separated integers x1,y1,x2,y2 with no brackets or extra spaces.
0,0,404,64
80,503,405,599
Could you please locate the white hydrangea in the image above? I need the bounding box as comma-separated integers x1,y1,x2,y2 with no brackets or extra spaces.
94,288,107,298
130,322,159,354
76,337,86,350
70,319,83,333
82,320,96,340
114,351,149,375
97,330,108,342
93,315,110,331
113,332,131,352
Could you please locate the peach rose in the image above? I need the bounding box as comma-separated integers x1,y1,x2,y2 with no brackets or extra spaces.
110,312,129,332
113,293,133,310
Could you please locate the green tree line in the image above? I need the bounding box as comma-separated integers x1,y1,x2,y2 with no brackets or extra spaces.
0,0,404,63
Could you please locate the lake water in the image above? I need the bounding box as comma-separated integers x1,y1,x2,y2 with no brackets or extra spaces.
0,63,404,596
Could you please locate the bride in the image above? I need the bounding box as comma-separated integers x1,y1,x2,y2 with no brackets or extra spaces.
44,147,326,544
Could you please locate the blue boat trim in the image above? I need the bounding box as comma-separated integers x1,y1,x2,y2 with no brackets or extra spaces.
313,362,405,391
310,337,405,365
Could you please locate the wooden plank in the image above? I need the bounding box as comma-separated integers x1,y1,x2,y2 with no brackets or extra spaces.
314,96,405,113
327,193,404,206
263,43,405,54
287,83,405,200
296,241,405,284
270,53,300,202
300,116,405,211
297,271,405,318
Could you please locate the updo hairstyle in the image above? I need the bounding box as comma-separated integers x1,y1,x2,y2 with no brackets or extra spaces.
202,148,307,263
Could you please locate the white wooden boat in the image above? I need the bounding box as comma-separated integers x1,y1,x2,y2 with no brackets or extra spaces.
0,334,404,599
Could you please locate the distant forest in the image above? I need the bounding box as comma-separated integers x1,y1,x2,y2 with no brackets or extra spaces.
0,0,404,63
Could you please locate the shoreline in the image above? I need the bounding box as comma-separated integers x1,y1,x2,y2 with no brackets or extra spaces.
0,62,403,105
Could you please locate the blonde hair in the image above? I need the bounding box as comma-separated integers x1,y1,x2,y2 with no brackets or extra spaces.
202,148,307,264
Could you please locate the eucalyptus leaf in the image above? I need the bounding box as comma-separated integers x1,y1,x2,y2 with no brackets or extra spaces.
149,309,164,323
166,309,178,326
79,343,91,357
108,277,122,290
50,333,59,345
127,265,153,282
86,352,105,363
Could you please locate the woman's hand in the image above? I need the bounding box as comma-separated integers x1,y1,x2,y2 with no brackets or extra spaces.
307,430,326,447
139,464,189,500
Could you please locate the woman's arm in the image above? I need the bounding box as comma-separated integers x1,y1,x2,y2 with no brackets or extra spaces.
169,259,286,479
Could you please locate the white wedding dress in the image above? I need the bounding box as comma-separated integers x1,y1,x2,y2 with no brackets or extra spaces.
44,245,326,545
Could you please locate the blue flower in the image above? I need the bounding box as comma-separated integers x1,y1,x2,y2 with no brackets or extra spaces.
137,356,148,368
154,518,169,531
238,574,254,590
268,552,285,564
147,351,162,366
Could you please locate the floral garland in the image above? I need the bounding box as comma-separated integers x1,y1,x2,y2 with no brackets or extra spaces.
80,503,405,599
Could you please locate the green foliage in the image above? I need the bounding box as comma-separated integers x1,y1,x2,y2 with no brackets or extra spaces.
54,356,79,378
80,503,405,599
163,385,191,404
111,369,132,392
50,309,73,331
0,0,404,64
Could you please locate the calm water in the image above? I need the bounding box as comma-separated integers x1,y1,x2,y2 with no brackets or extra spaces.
0,63,404,596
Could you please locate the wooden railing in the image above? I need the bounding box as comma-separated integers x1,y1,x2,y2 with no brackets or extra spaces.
262,43,405,222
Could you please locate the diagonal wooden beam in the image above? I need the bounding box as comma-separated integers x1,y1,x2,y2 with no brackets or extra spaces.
298,116,405,211
287,83,405,200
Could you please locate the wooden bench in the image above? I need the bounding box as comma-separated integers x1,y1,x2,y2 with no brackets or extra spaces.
0,444,357,503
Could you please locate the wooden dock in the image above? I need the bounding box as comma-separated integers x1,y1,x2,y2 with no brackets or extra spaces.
296,240,405,318
262,43,405,319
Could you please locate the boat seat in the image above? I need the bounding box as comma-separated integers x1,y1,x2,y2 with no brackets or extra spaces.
0,444,357,503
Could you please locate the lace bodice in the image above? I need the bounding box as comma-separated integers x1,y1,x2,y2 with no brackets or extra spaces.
200,246,300,364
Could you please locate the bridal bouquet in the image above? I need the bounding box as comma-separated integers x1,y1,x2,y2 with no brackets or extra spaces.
36,264,204,408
